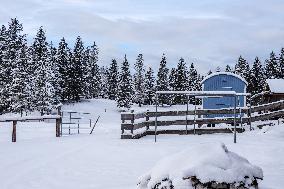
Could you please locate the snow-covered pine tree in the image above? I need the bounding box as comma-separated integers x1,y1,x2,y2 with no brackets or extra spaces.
216,66,221,72
70,36,85,101
49,41,62,106
250,57,266,96
30,27,55,114
235,56,250,82
168,68,177,105
133,54,145,107
84,42,101,98
0,25,8,112
265,51,280,79
279,48,284,78
188,63,198,91
174,58,188,104
3,19,28,113
188,63,198,103
225,65,232,72
56,38,70,102
107,59,119,100
156,54,169,105
9,39,29,114
117,55,133,109
99,66,109,99
144,67,155,105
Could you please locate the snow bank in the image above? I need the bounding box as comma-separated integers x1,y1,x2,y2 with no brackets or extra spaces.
138,142,263,189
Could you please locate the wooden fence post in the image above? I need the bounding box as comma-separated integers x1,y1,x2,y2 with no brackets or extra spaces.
131,110,134,134
56,118,61,137
12,121,17,142
145,109,149,130
56,106,61,137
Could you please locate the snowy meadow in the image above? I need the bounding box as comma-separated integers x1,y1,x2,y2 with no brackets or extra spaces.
0,99,283,189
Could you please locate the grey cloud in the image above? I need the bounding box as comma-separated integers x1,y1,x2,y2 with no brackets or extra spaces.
1,0,284,74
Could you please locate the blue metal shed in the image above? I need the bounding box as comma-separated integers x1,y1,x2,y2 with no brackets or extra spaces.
201,72,247,118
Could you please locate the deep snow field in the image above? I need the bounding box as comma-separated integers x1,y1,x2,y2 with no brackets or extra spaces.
0,99,283,189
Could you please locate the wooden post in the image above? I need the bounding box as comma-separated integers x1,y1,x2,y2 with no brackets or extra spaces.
131,110,134,134
56,118,61,137
193,97,197,135
12,121,17,142
89,119,92,128
186,95,189,135
249,96,252,131
234,95,237,143
57,107,62,137
77,120,80,134
145,109,149,130
155,94,158,143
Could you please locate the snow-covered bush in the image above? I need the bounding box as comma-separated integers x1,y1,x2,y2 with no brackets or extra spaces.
137,143,263,189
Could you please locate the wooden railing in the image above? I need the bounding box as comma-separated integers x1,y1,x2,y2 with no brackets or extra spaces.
0,114,62,142
121,100,284,139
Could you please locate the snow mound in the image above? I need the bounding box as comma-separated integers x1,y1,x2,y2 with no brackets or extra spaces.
138,143,263,189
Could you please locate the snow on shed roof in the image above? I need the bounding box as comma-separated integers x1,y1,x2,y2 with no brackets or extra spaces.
201,72,248,85
266,79,284,93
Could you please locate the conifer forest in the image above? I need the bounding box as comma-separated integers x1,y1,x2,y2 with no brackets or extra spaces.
1,18,284,113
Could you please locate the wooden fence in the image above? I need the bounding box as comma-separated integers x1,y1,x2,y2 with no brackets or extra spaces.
121,100,284,139
0,114,61,142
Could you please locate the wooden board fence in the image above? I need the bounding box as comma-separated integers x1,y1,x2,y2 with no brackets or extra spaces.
0,115,61,142
121,100,284,139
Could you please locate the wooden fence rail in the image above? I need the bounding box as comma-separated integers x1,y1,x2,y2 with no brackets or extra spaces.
0,115,61,142
121,100,284,139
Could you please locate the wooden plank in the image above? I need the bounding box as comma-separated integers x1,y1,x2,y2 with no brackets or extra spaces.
121,123,134,130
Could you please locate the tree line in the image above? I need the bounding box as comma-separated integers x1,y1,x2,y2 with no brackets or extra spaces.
221,50,284,96
0,18,284,114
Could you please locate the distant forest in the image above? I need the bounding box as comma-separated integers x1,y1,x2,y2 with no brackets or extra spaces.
1,18,284,113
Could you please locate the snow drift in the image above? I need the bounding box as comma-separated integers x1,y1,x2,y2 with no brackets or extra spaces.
137,142,263,189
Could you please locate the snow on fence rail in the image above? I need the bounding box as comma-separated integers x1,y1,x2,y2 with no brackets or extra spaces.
0,114,62,142
121,100,284,139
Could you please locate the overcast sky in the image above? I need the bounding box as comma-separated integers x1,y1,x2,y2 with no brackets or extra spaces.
1,0,284,74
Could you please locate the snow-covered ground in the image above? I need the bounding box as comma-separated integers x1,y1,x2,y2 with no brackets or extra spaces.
0,99,283,189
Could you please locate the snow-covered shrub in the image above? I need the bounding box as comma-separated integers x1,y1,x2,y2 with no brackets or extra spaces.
137,143,263,189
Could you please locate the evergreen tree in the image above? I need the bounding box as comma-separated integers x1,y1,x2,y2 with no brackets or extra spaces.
250,57,266,95
235,56,250,82
133,54,145,107
216,66,221,72
84,42,100,98
188,63,198,91
156,54,169,105
9,40,29,113
168,68,177,105
117,55,133,108
144,67,155,105
225,65,232,72
0,25,8,112
174,58,188,104
265,51,279,79
49,42,62,106
107,59,119,100
100,66,109,99
30,27,55,114
2,19,29,112
56,38,70,102
188,63,198,103
70,36,85,101
279,48,284,78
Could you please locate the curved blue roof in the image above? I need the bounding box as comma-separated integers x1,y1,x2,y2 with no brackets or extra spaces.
201,72,248,85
